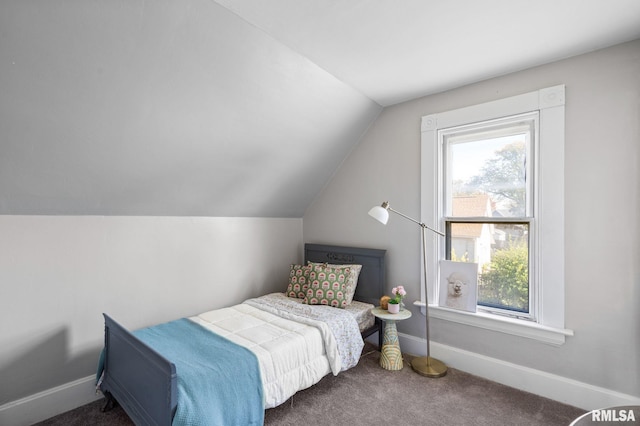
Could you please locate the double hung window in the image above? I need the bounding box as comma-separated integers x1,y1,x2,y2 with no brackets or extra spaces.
420,86,572,344
443,113,536,319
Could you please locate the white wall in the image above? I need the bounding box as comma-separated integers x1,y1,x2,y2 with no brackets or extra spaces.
304,40,640,400
0,216,303,405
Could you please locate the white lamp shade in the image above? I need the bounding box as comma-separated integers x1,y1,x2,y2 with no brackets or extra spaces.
368,205,389,224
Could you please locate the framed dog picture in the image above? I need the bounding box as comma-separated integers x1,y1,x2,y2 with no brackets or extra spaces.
438,260,478,312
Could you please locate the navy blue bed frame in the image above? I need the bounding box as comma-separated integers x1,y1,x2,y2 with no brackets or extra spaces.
100,244,385,424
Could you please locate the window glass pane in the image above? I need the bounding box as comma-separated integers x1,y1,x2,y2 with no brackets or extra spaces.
448,132,528,217
448,222,529,313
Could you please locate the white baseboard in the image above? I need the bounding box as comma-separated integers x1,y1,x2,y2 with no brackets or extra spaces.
399,333,640,411
0,375,102,426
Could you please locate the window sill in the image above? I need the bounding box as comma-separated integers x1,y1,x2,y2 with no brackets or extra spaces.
414,301,573,346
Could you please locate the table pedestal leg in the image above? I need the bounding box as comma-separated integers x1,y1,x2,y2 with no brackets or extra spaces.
380,320,403,370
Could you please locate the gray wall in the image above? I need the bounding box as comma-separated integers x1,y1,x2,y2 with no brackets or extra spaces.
304,40,640,397
0,216,302,404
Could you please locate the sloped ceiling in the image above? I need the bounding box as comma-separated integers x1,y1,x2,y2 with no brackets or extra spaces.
1,0,639,217
0,0,381,217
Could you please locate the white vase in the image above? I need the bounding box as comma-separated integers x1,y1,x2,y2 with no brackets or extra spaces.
387,303,400,314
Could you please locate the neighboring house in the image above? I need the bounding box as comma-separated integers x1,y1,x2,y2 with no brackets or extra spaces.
451,194,494,269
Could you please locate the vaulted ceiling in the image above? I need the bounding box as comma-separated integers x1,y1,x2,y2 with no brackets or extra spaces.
1,0,639,217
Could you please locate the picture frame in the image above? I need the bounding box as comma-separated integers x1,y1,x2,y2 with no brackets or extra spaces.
438,260,478,312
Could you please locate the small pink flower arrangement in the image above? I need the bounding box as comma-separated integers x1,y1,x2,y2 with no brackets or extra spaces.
388,285,406,305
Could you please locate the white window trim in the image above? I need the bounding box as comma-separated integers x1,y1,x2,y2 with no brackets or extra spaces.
419,85,573,345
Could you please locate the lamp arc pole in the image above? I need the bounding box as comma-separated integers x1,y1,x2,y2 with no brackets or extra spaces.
368,201,448,378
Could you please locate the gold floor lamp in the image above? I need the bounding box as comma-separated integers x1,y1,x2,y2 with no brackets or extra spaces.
368,201,448,378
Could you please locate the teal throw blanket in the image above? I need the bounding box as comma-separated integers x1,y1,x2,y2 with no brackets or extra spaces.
134,318,264,426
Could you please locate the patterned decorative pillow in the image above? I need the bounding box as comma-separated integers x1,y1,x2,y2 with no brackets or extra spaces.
308,262,362,304
304,264,351,308
285,264,311,299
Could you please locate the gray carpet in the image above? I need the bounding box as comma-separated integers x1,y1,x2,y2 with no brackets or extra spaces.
35,346,586,425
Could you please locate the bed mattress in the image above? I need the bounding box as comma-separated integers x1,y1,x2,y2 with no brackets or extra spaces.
189,293,368,408
345,299,375,331
269,292,375,332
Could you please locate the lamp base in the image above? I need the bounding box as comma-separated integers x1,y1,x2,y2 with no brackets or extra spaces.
410,356,448,378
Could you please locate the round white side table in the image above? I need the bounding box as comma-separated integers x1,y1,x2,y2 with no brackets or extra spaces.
371,306,412,370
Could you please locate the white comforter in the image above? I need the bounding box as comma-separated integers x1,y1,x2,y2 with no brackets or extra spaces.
189,293,364,408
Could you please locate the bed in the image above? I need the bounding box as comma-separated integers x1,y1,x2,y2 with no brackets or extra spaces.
98,244,386,425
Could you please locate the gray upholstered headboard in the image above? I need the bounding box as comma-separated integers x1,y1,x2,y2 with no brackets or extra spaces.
304,243,386,306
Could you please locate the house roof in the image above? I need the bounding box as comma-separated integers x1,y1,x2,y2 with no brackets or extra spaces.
1,1,639,217
452,195,492,238
453,194,492,218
